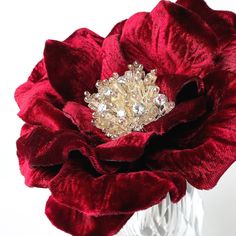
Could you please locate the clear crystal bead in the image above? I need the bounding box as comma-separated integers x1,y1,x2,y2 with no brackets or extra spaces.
117,76,126,84
94,93,100,99
117,109,126,118
103,88,112,96
133,125,143,131
164,101,175,113
155,94,168,106
125,71,133,79
132,103,145,116
96,81,102,88
98,103,107,113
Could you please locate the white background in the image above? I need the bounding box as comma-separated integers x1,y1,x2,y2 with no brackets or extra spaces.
0,0,236,235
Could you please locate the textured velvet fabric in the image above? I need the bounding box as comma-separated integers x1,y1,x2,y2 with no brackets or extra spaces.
15,0,236,235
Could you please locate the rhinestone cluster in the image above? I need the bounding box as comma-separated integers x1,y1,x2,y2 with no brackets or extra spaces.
84,62,175,139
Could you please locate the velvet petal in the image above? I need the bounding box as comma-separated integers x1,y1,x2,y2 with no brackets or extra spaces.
64,28,103,48
219,38,236,74
101,34,128,80
17,125,110,175
16,124,60,188
46,196,131,236
49,157,186,215
15,80,73,131
96,132,154,162
147,72,236,189
216,11,236,29
120,0,217,77
28,59,46,83
107,20,127,37
18,158,60,188
148,138,235,190
176,0,236,42
28,29,103,84
44,36,102,104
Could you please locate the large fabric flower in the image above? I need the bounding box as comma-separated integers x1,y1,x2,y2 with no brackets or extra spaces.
15,0,236,235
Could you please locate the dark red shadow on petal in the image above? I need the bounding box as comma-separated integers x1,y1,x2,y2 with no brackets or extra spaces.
156,74,204,102
175,80,201,103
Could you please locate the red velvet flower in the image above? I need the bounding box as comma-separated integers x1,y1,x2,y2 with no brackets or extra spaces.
15,0,236,235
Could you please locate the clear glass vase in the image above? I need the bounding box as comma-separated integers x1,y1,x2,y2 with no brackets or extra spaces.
116,184,204,236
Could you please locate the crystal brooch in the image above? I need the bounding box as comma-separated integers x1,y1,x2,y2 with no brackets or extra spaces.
84,62,175,139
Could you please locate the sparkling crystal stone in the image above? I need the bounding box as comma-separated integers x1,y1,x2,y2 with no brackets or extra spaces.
125,71,132,79
98,103,107,113
103,88,112,96
133,125,143,131
117,76,126,84
95,93,100,99
155,94,168,106
84,91,90,96
95,81,102,88
132,103,145,116
117,109,126,118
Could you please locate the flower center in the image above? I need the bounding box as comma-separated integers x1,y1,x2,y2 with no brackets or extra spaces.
84,61,175,139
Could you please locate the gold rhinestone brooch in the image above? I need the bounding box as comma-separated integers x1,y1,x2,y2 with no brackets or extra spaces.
84,62,175,139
